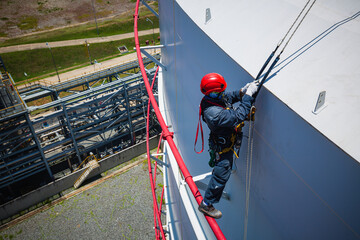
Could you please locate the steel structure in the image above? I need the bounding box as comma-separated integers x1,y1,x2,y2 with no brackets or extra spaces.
0,56,161,204
0,73,26,120
18,54,160,103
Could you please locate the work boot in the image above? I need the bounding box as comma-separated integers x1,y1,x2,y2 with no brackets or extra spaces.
198,200,222,219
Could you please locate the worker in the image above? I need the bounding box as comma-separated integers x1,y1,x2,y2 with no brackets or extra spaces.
197,73,258,219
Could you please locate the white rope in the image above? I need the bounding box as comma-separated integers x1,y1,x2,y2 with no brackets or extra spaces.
243,106,256,240
278,0,312,48
280,0,317,54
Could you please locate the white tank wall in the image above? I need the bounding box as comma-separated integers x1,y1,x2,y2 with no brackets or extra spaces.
158,0,360,239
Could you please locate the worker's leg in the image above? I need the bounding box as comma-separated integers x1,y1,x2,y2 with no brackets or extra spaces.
204,151,233,205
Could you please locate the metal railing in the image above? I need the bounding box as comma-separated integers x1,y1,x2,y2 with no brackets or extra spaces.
134,1,226,239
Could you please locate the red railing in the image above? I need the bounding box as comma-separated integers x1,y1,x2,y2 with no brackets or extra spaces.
146,66,166,239
134,1,226,239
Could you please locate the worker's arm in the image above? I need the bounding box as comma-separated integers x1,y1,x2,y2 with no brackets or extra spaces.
223,81,254,104
204,94,253,130
223,90,242,104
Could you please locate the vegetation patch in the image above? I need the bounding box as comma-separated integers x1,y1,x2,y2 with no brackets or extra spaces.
77,13,91,21
2,33,160,83
17,16,38,30
96,10,113,18
40,7,63,14
0,5,158,47
36,0,63,13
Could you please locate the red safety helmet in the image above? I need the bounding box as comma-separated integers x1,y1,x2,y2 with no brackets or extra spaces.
200,73,227,95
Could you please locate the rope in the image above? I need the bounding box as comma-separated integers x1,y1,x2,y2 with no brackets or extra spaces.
278,0,312,48
243,106,256,240
254,0,312,81
280,0,317,55
244,2,318,236
194,104,204,153
254,0,317,100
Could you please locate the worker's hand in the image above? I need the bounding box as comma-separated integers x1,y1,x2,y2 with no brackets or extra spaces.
241,83,251,93
245,82,258,97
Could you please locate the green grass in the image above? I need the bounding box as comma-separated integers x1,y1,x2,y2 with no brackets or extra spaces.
17,16,38,30
2,33,160,83
0,6,158,47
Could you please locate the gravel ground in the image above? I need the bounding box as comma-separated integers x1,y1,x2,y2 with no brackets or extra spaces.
0,160,164,240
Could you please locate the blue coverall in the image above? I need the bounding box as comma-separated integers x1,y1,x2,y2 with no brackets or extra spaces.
201,90,253,205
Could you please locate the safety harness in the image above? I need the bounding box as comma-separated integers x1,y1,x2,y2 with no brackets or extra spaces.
194,97,245,167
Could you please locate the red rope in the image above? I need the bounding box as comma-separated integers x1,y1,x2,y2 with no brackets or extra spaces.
194,99,226,154
134,1,226,239
194,104,204,154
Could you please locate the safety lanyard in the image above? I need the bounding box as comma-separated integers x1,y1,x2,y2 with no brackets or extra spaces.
194,104,204,154
194,99,226,154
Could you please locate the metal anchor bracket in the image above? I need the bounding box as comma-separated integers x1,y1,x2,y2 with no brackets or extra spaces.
205,8,212,24
136,45,167,70
141,0,159,18
312,90,327,115
150,153,169,168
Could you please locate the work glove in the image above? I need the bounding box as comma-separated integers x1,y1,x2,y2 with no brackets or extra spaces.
241,83,251,93
245,82,259,97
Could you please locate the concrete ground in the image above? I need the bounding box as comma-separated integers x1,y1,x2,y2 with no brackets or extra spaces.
0,156,164,240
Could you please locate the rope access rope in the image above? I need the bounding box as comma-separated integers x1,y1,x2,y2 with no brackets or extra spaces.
255,0,312,80
278,0,312,53
243,106,256,240
279,0,317,55
134,1,226,239
244,1,317,238
254,0,317,100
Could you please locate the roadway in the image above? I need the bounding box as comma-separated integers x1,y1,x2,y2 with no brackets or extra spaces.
0,29,159,54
